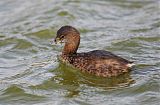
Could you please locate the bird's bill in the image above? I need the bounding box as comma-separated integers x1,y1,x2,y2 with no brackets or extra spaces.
54,37,64,44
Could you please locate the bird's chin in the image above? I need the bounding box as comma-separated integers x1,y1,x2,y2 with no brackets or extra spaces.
55,38,66,45
60,40,65,44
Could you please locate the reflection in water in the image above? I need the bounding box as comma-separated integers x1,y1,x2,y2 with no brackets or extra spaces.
47,63,135,97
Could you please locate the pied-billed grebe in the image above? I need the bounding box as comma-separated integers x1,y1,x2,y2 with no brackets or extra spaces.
55,26,134,77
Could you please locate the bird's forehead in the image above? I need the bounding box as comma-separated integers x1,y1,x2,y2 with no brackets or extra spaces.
57,28,68,35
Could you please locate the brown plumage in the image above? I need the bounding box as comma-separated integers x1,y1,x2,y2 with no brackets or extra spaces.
55,26,134,77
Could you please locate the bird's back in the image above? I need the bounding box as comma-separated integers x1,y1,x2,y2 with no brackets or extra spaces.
67,50,133,77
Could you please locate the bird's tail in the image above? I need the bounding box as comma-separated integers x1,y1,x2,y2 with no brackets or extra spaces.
126,63,135,68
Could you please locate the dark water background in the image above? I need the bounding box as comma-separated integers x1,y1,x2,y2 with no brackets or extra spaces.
0,0,160,105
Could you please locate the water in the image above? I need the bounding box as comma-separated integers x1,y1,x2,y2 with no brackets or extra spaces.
0,0,160,105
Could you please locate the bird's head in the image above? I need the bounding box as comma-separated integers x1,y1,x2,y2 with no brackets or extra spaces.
54,25,80,44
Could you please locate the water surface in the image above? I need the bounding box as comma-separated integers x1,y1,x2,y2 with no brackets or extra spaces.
0,0,160,105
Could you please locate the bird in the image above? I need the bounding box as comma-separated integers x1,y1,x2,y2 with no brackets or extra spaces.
54,25,135,77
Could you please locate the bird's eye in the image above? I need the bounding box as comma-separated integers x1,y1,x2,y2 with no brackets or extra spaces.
60,35,64,39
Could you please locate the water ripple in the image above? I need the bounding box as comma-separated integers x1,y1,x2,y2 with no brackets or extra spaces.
0,0,159,105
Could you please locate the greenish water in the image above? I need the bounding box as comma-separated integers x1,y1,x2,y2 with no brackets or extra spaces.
0,0,160,105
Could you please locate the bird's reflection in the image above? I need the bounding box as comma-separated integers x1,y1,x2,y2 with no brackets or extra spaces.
30,62,135,98
49,63,135,97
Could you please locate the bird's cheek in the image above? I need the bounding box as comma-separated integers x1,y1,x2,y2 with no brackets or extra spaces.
63,39,68,43
59,38,66,45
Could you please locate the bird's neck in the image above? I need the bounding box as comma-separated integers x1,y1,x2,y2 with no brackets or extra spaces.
62,35,80,56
